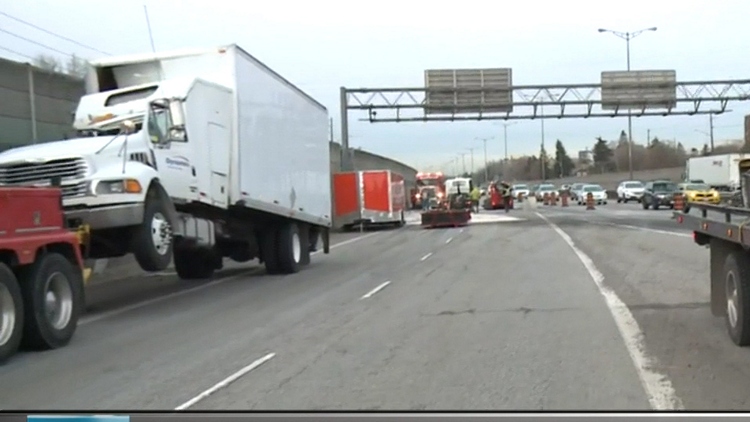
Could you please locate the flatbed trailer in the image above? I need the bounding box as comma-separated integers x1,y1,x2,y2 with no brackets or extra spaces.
674,203,750,346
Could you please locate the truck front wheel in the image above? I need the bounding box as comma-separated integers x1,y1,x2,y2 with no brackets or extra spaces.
723,250,750,346
0,263,24,364
132,190,174,272
20,252,83,350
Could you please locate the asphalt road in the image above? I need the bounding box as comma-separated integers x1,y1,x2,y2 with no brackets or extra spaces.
2,202,749,410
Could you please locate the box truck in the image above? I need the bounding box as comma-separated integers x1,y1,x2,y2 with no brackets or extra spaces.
685,154,750,192
0,45,331,278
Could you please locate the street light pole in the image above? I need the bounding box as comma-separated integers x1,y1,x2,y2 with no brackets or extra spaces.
475,136,494,183
541,105,546,181
598,26,657,181
467,148,475,175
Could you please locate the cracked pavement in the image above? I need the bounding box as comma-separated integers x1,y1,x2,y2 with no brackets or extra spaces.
2,203,750,410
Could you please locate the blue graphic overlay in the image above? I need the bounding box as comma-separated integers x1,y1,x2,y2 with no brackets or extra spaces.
28,416,129,422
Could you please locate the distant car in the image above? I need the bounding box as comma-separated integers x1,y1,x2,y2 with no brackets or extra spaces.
641,181,679,210
578,184,608,205
534,184,557,201
512,183,530,198
569,183,586,201
616,180,645,203
677,182,721,205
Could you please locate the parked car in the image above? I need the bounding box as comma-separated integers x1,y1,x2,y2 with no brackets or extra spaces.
641,180,679,210
616,180,645,203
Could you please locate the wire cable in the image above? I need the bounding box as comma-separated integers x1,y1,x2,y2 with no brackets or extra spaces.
0,27,74,58
0,10,110,55
0,44,35,61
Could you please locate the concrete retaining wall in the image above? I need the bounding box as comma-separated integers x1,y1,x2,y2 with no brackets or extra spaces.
0,58,84,152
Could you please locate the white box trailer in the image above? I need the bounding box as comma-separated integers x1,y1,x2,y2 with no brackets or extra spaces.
0,44,331,277
686,154,749,191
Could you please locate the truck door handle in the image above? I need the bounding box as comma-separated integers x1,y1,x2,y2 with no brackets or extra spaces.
192,166,196,177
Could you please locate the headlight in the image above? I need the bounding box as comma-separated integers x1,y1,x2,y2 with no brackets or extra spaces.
94,179,143,195
415,193,421,199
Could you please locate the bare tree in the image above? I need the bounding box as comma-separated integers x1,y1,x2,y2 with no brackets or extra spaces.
33,53,88,79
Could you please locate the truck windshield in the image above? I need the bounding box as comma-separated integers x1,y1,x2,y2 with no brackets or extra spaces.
417,179,441,187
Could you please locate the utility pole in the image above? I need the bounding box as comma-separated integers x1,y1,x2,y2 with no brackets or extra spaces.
541,105,546,181
598,26,658,181
710,114,715,152
459,153,467,175
646,129,651,147
329,117,334,142
482,139,488,182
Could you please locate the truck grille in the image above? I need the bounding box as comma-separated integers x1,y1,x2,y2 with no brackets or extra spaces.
0,157,89,198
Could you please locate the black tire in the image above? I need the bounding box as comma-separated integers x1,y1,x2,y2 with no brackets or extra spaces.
723,250,750,346
131,188,174,272
617,198,622,203
173,241,215,280
276,222,304,274
261,227,282,274
642,199,648,210
20,252,83,350
0,263,24,364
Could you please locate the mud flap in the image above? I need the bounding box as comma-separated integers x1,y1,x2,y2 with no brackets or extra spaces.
322,228,330,254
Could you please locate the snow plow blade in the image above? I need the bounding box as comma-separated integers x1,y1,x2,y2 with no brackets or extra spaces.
420,209,471,228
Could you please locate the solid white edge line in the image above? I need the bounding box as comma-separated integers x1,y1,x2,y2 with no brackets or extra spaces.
80,232,381,326
420,252,433,261
445,237,453,244
174,352,276,410
360,281,392,300
609,223,692,238
535,212,684,411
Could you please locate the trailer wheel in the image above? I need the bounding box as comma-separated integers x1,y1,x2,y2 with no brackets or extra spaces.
20,252,83,350
276,222,303,274
0,263,23,364
132,189,174,272
724,250,750,346
173,241,215,280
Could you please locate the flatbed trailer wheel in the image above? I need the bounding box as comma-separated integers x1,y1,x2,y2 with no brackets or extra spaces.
20,252,83,350
723,250,750,346
0,263,24,364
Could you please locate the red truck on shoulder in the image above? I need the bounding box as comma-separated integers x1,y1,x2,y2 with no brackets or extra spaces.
0,187,89,363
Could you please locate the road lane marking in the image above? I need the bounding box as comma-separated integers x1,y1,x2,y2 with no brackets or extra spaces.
536,212,684,411
604,223,691,238
420,252,433,261
360,281,392,300
445,237,453,244
175,352,276,410
80,232,381,326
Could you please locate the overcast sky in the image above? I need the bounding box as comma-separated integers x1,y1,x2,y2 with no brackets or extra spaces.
1,0,749,172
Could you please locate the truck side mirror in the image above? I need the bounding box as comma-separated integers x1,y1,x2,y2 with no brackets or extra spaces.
169,99,185,128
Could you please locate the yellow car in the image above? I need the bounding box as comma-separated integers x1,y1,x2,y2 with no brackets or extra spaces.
678,182,721,204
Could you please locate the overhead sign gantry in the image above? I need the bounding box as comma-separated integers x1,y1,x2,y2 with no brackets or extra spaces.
338,67,750,171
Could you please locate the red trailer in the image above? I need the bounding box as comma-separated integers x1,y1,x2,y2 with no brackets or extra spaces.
333,170,406,231
0,187,89,364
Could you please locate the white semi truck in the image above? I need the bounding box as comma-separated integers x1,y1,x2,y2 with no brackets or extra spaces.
0,45,332,278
